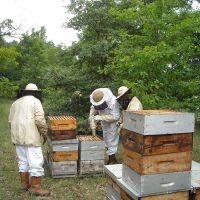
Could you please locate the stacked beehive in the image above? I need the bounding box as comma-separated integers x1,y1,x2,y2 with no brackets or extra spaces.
105,110,195,200
190,160,200,200
77,135,105,176
47,116,78,178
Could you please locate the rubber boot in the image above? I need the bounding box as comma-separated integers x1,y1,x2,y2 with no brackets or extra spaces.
20,172,30,190
107,154,118,165
29,176,50,196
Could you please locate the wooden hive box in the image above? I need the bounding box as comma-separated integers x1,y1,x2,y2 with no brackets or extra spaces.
190,161,200,200
122,164,191,196
47,116,77,131
121,128,193,156
48,129,77,141
77,135,105,161
104,164,189,200
123,110,195,135
48,138,78,162
120,188,189,200
46,151,77,178
77,135,105,175
123,147,192,175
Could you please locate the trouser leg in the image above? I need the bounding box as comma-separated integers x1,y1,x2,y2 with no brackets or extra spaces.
16,146,30,190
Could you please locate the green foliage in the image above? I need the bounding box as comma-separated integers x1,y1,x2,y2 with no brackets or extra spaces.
105,0,200,111
1,0,200,122
0,77,18,98
0,47,20,72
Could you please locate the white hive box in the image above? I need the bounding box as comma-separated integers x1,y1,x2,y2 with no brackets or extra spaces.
78,135,105,160
190,160,200,200
48,138,78,152
123,110,195,135
105,164,122,200
106,184,120,200
104,164,189,200
122,164,191,196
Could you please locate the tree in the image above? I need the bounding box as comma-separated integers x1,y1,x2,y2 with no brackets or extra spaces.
0,19,21,46
104,0,200,111
0,19,21,97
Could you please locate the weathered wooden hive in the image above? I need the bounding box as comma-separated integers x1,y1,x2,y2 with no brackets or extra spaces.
77,135,105,176
47,116,77,140
47,116,78,178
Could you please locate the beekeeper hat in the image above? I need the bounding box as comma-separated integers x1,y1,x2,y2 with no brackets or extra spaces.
116,86,130,99
24,83,41,91
90,89,106,106
92,90,104,103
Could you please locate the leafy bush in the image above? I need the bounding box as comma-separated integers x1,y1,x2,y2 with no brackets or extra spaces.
0,77,18,98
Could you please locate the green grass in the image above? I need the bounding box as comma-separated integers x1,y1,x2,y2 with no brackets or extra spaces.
1,99,200,200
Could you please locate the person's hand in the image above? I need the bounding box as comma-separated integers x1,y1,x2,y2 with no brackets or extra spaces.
116,121,121,127
94,115,102,121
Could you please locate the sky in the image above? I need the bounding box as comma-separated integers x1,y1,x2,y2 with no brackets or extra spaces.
0,0,78,46
0,0,199,46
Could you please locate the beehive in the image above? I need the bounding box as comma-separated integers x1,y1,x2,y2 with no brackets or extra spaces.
112,109,195,199
77,135,105,175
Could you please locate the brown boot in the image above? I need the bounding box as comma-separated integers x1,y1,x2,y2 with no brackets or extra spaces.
20,172,30,190
29,176,50,196
107,154,118,165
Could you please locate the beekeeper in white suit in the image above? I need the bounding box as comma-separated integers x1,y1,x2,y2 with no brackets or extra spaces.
8,83,50,196
116,86,143,132
89,88,120,164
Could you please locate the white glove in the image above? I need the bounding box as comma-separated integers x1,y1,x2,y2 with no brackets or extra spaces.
94,115,103,121
89,115,96,130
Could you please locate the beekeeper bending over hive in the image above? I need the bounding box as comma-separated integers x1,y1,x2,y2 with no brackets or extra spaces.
89,88,120,164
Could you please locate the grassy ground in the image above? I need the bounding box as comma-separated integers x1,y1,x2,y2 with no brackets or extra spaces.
1,99,200,200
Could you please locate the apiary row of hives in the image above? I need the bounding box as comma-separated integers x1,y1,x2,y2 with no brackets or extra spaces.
46,116,105,178
105,110,195,200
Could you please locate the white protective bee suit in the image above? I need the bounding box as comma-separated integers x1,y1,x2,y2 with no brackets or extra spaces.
127,96,143,111
116,86,143,132
9,95,47,177
89,88,120,156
